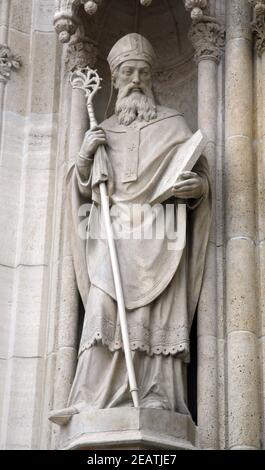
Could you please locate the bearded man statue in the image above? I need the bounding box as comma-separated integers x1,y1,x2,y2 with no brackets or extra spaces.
49,33,211,425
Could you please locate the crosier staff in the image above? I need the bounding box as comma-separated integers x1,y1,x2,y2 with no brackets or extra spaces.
70,66,139,408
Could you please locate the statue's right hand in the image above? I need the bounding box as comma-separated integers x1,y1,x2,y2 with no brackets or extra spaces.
79,127,107,159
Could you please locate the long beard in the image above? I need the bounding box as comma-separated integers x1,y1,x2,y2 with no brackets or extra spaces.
115,90,157,126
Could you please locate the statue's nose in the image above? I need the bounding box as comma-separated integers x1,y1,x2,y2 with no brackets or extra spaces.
132,71,140,84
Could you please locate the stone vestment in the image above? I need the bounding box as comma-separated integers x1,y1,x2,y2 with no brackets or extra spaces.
67,106,211,412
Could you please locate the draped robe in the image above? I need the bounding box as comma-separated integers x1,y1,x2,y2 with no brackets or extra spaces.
66,106,211,413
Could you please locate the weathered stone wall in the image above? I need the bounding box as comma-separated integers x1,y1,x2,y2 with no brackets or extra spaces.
0,0,61,450
0,0,264,450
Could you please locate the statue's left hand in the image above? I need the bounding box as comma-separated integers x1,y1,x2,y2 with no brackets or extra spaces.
172,171,204,200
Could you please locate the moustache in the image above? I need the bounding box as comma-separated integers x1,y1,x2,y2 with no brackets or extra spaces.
119,83,147,99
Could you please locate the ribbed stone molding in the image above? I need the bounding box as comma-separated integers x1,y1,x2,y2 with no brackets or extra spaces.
188,9,225,448
189,17,225,64
249,0,265,448
0,44,21,84
249,0,265,55
225,0,260,450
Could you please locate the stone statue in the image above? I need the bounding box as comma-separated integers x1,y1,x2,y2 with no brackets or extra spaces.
49,33,211,425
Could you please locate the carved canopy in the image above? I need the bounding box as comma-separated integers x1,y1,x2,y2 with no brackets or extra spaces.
54,0,209,43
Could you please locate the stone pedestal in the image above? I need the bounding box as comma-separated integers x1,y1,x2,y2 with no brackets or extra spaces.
58,408,197,450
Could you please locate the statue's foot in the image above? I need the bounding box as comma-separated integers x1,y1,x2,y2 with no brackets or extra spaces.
48,406,79,426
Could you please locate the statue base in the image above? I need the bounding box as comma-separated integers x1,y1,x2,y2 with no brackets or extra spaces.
58,408,197,450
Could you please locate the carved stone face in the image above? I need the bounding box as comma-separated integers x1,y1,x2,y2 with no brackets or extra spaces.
113,59,157,125
114,59,152,98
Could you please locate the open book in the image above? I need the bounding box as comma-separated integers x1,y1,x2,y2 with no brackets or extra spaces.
149,130,207,205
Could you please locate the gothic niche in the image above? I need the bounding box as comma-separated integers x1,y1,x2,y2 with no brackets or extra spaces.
55,0,198,131
53,0,203,449
85,0,197,415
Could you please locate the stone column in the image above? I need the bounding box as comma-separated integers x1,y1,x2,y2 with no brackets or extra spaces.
65,37,98,162
51,36,98,447
250,0,265,448
225,0,260,450
189,15,225,449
